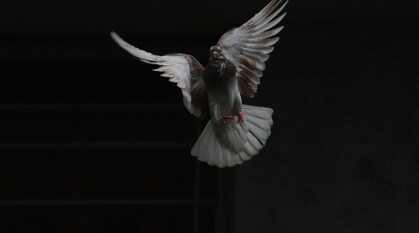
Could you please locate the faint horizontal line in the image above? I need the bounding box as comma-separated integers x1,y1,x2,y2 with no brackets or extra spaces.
0,142,192,149
0,199,213,207
0,103,184,110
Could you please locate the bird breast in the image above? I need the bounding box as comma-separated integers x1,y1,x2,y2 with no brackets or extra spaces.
205,58,237,84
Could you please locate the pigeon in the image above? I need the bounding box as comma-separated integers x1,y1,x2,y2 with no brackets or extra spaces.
110,0,287,167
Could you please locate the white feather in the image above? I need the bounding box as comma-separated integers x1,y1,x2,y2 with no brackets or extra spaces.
217,0,287,97
110,32,204,117
191,105,273,167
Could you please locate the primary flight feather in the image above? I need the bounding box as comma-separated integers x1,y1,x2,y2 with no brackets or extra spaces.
111,0,287,167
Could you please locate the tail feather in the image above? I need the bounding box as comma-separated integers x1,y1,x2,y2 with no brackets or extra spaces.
195,122,214,164
247,131,264,150
222,146,233,167
246,114,272,131
247,118,271,144
241,142,258,159
243,105,273,119
191,104,273,167
214,122,247,153
206,126,217,166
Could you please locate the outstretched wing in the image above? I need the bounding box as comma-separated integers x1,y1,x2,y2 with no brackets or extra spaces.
111,32,207,118
217,0,287,98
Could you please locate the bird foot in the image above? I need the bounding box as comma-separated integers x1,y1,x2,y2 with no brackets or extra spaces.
237,112,245,124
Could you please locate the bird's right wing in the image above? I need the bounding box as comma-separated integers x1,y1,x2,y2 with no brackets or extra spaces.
111,32,207,118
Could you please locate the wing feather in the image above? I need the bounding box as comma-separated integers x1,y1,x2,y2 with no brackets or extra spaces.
111,32,207,117
217,0,288,98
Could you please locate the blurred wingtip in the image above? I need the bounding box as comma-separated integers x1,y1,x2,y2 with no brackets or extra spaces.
110,31,120,41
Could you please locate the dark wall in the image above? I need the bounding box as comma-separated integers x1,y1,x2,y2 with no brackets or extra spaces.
1,0,419,232
231,1,419,233
1,0,417,35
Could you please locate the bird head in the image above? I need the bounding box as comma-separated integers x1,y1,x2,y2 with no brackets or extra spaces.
209,45,226,73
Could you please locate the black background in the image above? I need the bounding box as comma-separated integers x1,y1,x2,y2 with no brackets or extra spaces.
1,0,419,232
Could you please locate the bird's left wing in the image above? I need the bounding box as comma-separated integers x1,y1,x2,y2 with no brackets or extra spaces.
111,32,207,118
217,0,287,98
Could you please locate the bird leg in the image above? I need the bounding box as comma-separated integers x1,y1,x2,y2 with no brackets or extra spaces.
237,112,245,124
220,116,235,123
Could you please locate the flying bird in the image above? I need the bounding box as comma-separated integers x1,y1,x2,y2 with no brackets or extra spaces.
111,0,287,167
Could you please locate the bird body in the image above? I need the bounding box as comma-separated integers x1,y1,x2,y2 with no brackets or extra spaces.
204,48,241,123
111,0,287,167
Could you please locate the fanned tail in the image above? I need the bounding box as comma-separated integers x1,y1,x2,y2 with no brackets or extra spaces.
191,105,273,167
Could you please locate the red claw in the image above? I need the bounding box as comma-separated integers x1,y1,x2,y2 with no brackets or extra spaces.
237,112,245,124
